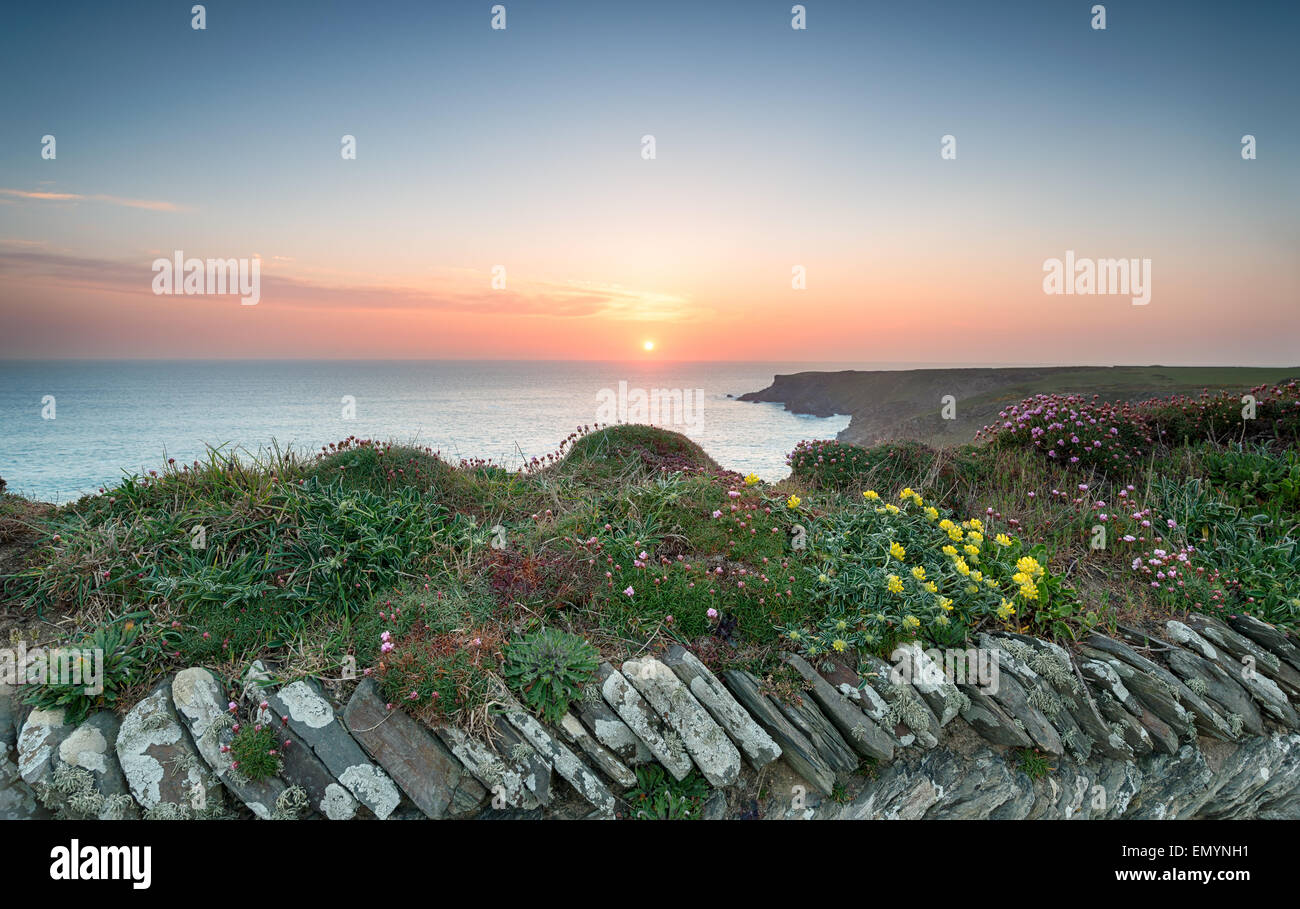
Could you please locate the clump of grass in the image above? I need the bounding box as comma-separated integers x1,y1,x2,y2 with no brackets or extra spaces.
1017,748,1053,780
625,765,709,819
502,627,599,724
228,722,282,782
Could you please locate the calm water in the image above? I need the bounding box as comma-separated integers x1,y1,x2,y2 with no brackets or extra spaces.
0,360,855,503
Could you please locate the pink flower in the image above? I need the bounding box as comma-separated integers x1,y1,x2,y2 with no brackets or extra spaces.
707,608,718,620
624,586,635,597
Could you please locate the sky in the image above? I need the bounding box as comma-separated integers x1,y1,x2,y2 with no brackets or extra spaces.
1,0,1297,364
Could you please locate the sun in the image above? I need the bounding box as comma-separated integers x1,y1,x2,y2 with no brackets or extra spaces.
643,340,655,352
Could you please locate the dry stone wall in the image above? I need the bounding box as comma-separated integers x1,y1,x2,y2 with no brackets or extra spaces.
3,612,1299,820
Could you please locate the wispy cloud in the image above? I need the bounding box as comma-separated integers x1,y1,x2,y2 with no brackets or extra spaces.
0,243,704,321
0,188,186,212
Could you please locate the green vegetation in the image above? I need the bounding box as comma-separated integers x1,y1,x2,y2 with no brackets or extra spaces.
229,722,282,782
625,764,710,819
502,627,599,723
2,384,1298,745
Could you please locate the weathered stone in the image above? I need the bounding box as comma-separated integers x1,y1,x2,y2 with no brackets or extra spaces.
0,774,51,819
241,662,361,820
890,642,966,726
173,667,289,819
267,678,401,818
599,664,693,781
574,691,654,767
343,679,486,818
958,681,1034,748
1226,613,1300,675
977,665,1063,755
1081,634,1235,740
1092,692,1155,756
1188,614,1300,699
116,679,224,815
490,716,552,805
504,709,615,817
1175,619,1299,727
775,691,858,772
662,645,782,769
435,724,541,809
782,653,892,762
1165,646,1264,737
859,653,941,748
555,712,637,788
721,669,836,796
52,711,137,819
622,657,740,786
17,707,74,794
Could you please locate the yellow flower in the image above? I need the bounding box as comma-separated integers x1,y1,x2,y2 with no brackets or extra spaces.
900,487,914,500
910,565,926,580
911,494,924,507
832,638,848,653
875,506,887,513
938,519,955,531
903,615,920,630
788,630,802,641
889,542,906,561
997,599,1016,620
1016,556,1043,577
835,619,848,632
1019,583,1040,601
744,472,760,486
947,526,964,542
941,545,958,557
818,573,829,583
964,544,980,557
924,506,939,520
937,596,954,611
885,503,900,514
985,577,999,589
786,495,801,510
863,489,880,500
886,574,904,594
924,581,938,593
1012,572,1030,586
995,533,1013,547
968,518,984,531
954,558,971,576
967,531,983,545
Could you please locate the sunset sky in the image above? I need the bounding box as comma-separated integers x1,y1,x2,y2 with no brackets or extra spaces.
2,0,1297,364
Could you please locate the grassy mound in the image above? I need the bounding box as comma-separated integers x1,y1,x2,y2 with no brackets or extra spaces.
3,410,1297,733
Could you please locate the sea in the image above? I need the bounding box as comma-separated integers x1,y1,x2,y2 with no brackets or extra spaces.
0,360,857,503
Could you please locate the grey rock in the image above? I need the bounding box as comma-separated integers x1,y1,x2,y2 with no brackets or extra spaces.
958,681,1034,748
662,645,782,769
1165,646,1264,737
722,669,836,796
343,679,486,818
504,709,615,817
116,678,224,815
17,707,74,793
0,774,51,819
573,692,654,767
599,664,693,781
782,653,893,762
436,724,542,810
173,667,289,819
1081,634,1235,740
1189,614,1300,699
490,715,552,805
1226,613,1300,675
554,712,637,788
242,662,361,820
859,653,941,748
622,657,740,787
267,677,401,818
52,711,137,819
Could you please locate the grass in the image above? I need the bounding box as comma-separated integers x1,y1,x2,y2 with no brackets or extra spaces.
3,395,1298,739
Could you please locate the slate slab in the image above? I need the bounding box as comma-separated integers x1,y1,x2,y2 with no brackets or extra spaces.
721,669,836,796
662,645,781,769
343,678,487,818
622,657,741,786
